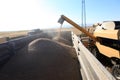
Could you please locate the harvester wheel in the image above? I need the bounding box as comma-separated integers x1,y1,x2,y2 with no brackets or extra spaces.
112,65,120,80
91,47,99,58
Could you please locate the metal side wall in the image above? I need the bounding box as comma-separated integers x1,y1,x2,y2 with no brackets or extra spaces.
71,32,115,80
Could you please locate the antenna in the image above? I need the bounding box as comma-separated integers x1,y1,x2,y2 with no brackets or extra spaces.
81,0,86,28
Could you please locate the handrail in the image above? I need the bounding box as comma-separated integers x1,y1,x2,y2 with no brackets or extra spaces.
71,32,115,80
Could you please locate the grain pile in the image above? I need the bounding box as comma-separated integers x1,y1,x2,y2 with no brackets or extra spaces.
52,36,72,46
0,38,82,80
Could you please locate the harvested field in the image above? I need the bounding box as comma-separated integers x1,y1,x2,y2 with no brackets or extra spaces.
0,36,82,80
0,30,28,39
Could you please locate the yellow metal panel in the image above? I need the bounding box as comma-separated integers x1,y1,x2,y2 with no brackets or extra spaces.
94,30,119,40
96,42,120,58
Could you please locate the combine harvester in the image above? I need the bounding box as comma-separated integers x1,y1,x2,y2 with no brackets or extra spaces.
58,15,120,80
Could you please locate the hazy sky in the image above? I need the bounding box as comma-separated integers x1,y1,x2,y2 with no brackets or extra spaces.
0,0,119,31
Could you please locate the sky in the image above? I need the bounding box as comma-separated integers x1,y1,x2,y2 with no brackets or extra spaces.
0,0,120,31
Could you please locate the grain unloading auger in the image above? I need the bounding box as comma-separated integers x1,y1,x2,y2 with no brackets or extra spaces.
58,15,120,79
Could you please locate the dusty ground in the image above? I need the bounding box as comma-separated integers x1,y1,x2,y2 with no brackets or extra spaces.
44,27,83,35
0,35,82,80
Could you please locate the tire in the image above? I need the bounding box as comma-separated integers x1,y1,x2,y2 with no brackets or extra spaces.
91,47,99,58
112,65,120,80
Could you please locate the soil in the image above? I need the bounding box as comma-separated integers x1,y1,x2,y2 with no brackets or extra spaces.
0,38,82,80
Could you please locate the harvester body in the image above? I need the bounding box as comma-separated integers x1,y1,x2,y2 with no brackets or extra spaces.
94,21,120,59
58,15,120,60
